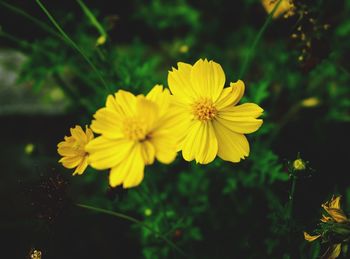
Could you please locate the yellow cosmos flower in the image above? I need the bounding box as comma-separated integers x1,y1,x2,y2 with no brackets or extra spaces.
168,58,263,164
57,125,94,175
261,0,295,19
304,195,350,259
85,85,179,188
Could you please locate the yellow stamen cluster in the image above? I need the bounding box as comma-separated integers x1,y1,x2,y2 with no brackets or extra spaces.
123,118,147,141
193,99,217,122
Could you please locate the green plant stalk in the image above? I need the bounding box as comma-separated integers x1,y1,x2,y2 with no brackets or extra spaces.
238,0,283,79
0,1,61,38
77,203,189,258
76,0,107,38
286,173,297,259
35,0,110,93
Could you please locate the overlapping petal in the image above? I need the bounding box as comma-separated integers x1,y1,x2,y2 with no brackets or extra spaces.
109,144,145,188
86,137,134,170
168,62,198,103
216,103,264,134
213,120,250,162
190,59,225,102
182,121,218,164
215,80,245,110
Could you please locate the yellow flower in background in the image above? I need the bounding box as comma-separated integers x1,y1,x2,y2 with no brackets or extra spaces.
168,59,263,164
304,195,350,259
301,97,320,108
86,85,179,188
57,125,94,175
261,0,295,18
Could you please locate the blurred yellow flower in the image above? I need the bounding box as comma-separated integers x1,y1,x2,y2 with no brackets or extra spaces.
261,0,295,19
24,143,35,155
168,59,263,164
57,125,94,175
301,97,320,108
86,85,179,188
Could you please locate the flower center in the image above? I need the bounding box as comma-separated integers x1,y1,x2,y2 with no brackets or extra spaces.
193,98,217,121
123,118,147,141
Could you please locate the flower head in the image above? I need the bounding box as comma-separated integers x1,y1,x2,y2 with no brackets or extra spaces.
86,85,179,188
304,195,350,259
57,125,94,175
293,158,306,171
168,58,263,164
261,0,295,19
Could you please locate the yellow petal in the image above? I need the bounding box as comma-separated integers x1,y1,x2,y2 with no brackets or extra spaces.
181,121,218,164
190,59,225,102
109,144,145,188
303,232,321,242
85,126,94,141
136,96,159,131
141,140,156,165
213,120,250,162
215,117,263,134
322,207,348,223
58,146,85,157
146,84,171,117
73,156,89,175
150,133,177,164
321,214,332,222
168,62,197,103
59,156,83,169
70,125,87,142
91,108,124,139
216,103,263,134
114,90,137,116
215,80,245,110
220,103,264,119
152,106,192,147
86,136,134,170
329,195,342,209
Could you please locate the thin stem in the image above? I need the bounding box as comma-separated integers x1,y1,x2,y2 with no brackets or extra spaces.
0,1,61,38
35,0,110,93
288,174,297,218
77,203,189,258
76,0,107,37
238,0,283,79
286,173,297,259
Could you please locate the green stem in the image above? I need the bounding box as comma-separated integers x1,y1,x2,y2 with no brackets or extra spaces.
77,203,189,258
238,0,283,79
0,1,61,38
288,174,297,218
35,0,110,93
286,173,297,259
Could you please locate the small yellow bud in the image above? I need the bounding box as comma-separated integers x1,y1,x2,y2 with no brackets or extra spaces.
50,87,65,101
179,44,189,53
144,208,152,216
96,35,107,46
301,97,320,107
293,159,306,170
25,143,35,155
30,249,42,259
